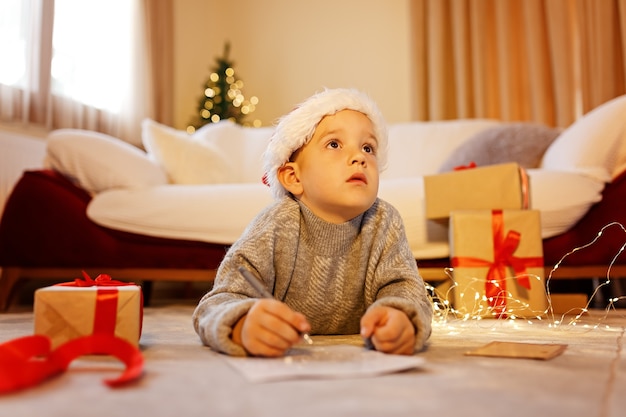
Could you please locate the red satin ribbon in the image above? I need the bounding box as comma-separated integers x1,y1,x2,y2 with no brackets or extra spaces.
451,210,543,314
0,334,144,394
93,288,119,335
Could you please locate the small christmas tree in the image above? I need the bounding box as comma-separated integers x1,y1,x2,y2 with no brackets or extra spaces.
188,42,259,132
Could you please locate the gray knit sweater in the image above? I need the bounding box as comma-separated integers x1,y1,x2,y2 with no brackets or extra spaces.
192,196,433,356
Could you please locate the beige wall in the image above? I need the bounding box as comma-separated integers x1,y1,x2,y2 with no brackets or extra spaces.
173,0,413,129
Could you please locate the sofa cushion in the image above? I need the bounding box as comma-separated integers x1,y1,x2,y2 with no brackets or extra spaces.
46,129,167,194
438,123,561,172
142,119,235,184
87,183,275,245
192,122,274,183
527,169,604,237
383,119,501,179
541,94,626,181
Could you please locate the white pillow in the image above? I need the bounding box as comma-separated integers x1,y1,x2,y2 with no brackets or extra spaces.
46,129,167,194
193,122,273,183
142,119,234,184
527,169,604,237
541,94,626,181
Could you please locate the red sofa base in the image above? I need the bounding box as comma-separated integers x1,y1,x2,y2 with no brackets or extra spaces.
2,169,626,311
0,170,229,310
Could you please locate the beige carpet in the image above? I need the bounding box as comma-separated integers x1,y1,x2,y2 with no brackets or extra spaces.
1,303,625,417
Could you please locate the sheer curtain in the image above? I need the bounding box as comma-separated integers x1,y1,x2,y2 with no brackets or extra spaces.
0,0,173,146
410,0,626,128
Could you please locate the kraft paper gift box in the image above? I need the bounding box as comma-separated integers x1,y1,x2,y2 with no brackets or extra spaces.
34,277,142,349
424,162,529,220
449,209,547,318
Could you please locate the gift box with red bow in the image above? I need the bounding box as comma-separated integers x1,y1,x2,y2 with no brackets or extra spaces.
34,272,143,349
449,209,547,318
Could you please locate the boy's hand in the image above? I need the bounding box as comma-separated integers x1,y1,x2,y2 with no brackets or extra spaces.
360,305,416,355
232,299,311,357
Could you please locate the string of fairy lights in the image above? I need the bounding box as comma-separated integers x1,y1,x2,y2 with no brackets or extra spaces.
428,222,626,328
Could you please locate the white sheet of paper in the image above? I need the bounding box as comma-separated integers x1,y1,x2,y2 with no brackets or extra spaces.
224,344,426,383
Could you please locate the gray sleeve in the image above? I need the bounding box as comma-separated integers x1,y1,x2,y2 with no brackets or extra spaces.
367,203,433,352
193,293,255,356
192,198,299,356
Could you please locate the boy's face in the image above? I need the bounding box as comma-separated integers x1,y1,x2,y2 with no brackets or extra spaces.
283,109,380,223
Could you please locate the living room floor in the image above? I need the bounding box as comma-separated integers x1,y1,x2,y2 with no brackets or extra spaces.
1,292,624,417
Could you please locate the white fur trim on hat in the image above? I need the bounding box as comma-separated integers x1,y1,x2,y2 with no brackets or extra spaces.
262,88,388,199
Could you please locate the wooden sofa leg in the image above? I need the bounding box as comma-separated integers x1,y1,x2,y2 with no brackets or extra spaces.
0,267,21,312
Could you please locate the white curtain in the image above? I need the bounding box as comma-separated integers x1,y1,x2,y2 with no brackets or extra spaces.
0,0,171,146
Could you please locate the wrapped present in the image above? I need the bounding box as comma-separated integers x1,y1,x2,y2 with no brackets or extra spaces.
34,272,142,349
424,162,529,220
449,209,547,318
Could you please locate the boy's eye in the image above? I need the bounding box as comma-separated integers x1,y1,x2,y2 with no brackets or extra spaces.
363,144,376,154
327,140,340,149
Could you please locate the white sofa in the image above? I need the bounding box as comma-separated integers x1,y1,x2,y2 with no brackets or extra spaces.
42,94,626,261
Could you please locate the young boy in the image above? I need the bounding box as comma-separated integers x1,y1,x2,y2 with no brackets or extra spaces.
193,88,432,357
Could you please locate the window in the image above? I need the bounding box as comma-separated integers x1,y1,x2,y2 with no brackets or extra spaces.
0,0,30,88
0,0,141,141
51,0,134,112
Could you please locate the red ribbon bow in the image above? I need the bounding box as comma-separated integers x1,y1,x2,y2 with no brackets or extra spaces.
453,161,477,170
56,270,135,287
451,210,543,315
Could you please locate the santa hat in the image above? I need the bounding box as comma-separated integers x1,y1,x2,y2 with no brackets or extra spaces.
262,88,388,199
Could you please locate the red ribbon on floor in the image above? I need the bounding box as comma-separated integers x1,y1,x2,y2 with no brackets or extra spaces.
450,210,543,314
0,333,144,394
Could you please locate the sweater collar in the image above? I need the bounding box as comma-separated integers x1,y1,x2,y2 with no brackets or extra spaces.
296,200,364,255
